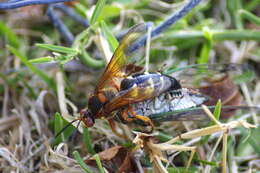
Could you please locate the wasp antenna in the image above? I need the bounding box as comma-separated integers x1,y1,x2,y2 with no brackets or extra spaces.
76,119,81,130
55,119,79,139
70,120,82,141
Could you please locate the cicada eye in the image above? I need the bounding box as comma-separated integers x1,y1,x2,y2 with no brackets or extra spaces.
80,110,95,127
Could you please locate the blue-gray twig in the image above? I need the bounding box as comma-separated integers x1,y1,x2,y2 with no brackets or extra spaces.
128,0,202,53
0,0,74,9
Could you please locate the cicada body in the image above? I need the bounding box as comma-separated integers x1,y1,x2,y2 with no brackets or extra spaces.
114,87,208,125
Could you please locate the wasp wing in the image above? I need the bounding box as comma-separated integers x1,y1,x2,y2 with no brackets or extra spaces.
95,23,148,93
104,83,157,114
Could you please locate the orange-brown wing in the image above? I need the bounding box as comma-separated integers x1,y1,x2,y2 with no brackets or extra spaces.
104,84,155,114
95,23,147,93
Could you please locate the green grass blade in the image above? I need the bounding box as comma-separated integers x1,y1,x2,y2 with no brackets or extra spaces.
54,112,65,144
0,21,19,48
198,27,213,64
100,20,119,51
7,45,57,92
239,9,260,25
36,43,78,55
245,0,260,11
155,132,173,142
73,151,94,173
167,166,198,173
90,0,107,25
233,71,255,84
72,27,92,48
79,49,104,69
72,27,105,69
200,101,221,144
74,3,88,17
196,159,218,166
94,154,105,173
237,127,260,156
83,128,96,155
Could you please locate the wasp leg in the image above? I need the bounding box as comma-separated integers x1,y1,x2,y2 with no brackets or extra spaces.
108,119,127,139
128,106,155,130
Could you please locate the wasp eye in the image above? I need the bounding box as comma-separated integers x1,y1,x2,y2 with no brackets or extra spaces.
80,110,95,127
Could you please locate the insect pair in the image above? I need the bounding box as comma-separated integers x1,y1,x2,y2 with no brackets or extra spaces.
57,23,256,137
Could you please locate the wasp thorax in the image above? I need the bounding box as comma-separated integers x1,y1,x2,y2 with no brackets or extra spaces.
88,95,104,115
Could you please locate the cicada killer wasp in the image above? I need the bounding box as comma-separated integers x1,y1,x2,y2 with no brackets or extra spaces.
79,23,187,130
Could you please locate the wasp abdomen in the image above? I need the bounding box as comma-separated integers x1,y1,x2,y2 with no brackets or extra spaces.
120,72,182,96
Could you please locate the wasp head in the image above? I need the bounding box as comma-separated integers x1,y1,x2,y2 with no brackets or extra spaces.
80,109,95,127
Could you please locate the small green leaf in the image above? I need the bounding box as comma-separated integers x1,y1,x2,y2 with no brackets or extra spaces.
97,5,120,21
155,132,173,142
213,100,221,122
74,3,88,17
100,20,119,51
55,54,75,65
73,151,94,173
36,43,78,55
196,159,218,166
90,0,107,25
29,56,54,64
234,71,255,84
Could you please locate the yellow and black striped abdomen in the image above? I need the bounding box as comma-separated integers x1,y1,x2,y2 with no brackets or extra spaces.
120,72,182,97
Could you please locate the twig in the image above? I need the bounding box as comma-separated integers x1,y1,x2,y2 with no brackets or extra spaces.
205,133,223,173
47,5,75,45
145,24,152,72
52,4,89,27
128,0,202,53
222,131,228,173
0,0,74,10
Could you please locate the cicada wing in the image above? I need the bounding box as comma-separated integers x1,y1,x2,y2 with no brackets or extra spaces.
164,63,255,112
165,63,254,87
147,105,260,123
